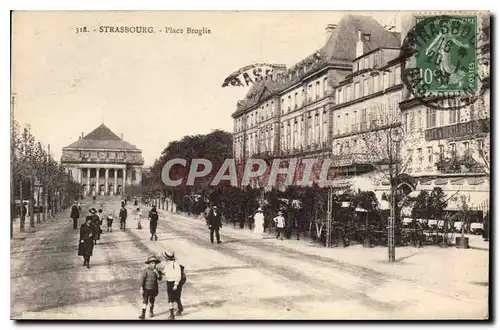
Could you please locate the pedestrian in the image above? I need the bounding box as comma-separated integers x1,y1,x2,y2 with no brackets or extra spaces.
160,251,185,320
89,208,101,245
138,255,163,320
20,202,27,230
207,205,222,244
136,208,143,229
253,207,265,236
149,206,159,241
119,202,128,230
273,211,285,240
70,200,80,230
78,216,94,269
106,212,114,232
98,209,105,234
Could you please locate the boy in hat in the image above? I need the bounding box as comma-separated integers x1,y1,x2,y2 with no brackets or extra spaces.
139,255,163,320
273,211,285,240
160,251,183,320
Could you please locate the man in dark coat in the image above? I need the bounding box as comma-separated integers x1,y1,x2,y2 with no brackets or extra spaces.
89,208,101,245
119,203,128,230
20,202,27,231
70,201,80,230
207,205,222,244
149,206,159,241
78,216,94,268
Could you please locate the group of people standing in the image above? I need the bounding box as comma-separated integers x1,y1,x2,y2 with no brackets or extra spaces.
139,251,186,320
253,207,300,240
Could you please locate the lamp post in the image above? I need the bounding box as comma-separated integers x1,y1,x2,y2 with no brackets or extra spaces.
388,126,404,262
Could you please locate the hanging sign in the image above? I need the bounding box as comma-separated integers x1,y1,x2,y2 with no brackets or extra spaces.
222,63,285,87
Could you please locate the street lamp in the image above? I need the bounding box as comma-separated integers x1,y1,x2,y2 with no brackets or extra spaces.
388,125,404,262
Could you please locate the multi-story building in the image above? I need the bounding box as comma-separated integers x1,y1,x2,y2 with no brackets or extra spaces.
232,15,401,171
398,16,491,212
61,124,144,196
231,13,490,210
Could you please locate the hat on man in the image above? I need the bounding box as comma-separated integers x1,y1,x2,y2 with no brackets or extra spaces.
257,207,263,212
161,251,176,261
89,208,97,214
278,211,283,215
145,255,161,264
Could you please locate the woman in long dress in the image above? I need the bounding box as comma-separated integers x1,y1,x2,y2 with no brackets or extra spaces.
78,216,94,268
253,208,265,235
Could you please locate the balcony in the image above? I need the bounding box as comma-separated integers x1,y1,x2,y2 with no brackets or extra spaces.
425,118,490,141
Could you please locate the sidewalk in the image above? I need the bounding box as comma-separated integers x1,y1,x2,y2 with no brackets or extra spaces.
158,208,489,302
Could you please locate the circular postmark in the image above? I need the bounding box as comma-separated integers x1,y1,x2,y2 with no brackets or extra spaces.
400,15,488,110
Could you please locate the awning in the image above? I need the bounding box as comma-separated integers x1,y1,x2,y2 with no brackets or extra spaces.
467,177,486,185
450,178,464,185
435,178,448,185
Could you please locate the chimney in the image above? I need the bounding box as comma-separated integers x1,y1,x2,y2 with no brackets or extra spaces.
356,30,364,58
325,24,337,43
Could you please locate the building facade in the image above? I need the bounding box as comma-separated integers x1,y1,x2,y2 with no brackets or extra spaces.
231,13,490,210
61,124,144,196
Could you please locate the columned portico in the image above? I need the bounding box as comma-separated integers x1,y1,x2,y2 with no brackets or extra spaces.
61,124,144,197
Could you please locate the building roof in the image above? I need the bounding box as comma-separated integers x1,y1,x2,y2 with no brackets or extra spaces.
63,124,141,151
323,15,401,62
232,14,401,117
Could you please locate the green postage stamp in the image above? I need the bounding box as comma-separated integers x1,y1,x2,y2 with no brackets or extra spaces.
414,15,478,94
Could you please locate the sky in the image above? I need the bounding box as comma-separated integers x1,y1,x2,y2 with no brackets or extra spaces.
12,11,402,166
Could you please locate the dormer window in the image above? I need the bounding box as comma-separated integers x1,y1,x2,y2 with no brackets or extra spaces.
362,33,371,42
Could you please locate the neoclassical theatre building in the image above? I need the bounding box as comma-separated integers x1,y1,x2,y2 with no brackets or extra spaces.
61,124,144,196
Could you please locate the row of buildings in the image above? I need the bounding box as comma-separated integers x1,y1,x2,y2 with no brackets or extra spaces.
231,14,490,212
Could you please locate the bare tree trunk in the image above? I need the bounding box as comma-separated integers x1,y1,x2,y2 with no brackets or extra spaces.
29,177,35,228
44,189,49,221
36,189,41,224
19,179,25,232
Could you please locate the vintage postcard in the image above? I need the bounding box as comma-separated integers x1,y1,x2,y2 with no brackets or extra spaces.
10,10,490,320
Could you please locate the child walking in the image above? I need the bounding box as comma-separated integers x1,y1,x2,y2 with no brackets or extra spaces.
136,208,143,229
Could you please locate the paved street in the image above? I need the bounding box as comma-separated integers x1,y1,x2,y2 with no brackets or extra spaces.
11,199,489,320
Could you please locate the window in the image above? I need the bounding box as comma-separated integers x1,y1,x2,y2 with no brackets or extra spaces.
132,170,136,181
373,75,379,93
308,84,312,101
477,139,484,154
281,98,285,114
449,143,456,157
336,114,341,134
323,77,328,94
463,141,470,156
354,83,361,99
416,110,422,130
316,81,320,99
426,108,436,128
395,66,401,85
346,86,351,102
294,92,298,109
449,108,460,124
287,95,291,111
403,113,408,132
345,113,349,133
383,73,389,90
439,145,444,159
417,148,423,161
439,109,445,126
363,79,369,96
407,149,413,165
338,89,344,103
427,146,433,164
